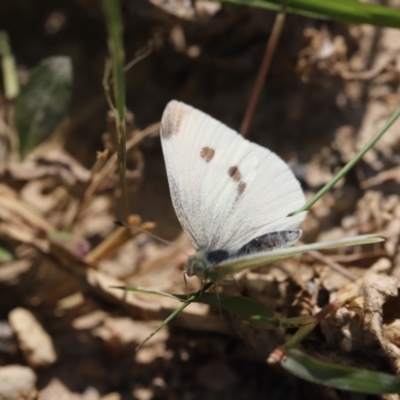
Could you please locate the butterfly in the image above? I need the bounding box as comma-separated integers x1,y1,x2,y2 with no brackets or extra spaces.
160,100,383,283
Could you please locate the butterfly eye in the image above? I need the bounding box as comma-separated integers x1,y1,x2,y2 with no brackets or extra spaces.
186,253,210,280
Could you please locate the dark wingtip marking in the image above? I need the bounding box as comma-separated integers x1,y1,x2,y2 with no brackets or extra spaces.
200,146,215,162
228,166,241,182
238,182,246,196
160,101,188,140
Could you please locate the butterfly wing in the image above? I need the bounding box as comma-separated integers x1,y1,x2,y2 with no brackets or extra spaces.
160,100,306,252
209,233,385,282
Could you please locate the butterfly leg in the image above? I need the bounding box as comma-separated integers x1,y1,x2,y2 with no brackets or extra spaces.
222,275,242,290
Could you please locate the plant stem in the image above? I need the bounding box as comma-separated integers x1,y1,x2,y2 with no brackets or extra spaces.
102,0,128,220
240,1,289,137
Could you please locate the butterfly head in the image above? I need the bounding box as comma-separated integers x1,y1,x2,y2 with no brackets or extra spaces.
186,252,211,281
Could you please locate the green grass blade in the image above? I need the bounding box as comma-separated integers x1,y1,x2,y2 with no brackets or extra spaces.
0,31,19,100
282,348,400,394
216,233,384,277
136,298,193,349
218,0,400,28
101,0,128,219
296,106,400,213
115,285,185,302
119,283,213,348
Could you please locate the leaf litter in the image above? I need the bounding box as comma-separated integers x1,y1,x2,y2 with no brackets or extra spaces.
1,1,400,399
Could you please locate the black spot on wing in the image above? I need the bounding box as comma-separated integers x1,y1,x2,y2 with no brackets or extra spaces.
228,166,241,182
200,147,215,162
237,230,301,256
206,249,230,265
237,182,246,196
227,166,246,197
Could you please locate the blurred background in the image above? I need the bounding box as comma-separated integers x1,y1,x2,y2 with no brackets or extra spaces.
1,1,400,399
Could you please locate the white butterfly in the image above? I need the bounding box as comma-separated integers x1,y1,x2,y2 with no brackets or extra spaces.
160,100,383,283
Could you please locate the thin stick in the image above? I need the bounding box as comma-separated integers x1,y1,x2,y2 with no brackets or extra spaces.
124,40,153,73
68,149,109,230
240,2,289,137
79,123,160,215
308,250,357,282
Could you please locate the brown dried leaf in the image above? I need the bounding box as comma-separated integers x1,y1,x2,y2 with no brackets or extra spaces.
362,273,400,373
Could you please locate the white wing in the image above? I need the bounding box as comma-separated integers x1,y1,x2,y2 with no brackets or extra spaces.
160,100,306,252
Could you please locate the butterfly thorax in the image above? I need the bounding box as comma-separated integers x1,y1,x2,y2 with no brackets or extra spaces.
186,249,231,281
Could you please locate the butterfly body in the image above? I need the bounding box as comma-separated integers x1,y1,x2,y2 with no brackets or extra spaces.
187,230,302,282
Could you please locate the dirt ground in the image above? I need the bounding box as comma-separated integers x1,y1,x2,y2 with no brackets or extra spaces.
1,1,400,399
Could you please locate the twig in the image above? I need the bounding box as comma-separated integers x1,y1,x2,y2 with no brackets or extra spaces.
71,123,159,225
240,1,289,137
308,250,357,282
68,149,109,230
84,216,156,264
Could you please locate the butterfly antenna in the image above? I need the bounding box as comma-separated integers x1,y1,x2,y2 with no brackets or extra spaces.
114,220,189,256
230,275,242,291
183,272,190,299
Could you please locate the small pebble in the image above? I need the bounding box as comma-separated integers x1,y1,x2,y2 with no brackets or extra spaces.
8,307,57,367
0,365,37,400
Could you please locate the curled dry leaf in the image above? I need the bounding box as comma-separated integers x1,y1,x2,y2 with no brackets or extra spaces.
362,273,400,373
20,179,70,216
320,271,400,374
5,145,90,185
297,26,349,83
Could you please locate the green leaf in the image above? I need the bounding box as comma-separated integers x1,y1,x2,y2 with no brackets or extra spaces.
122,285,275,322
218,0,400,28
183,292,317,328
14,56,72,158
175,291,275,322
0,246,13,262
282,348,400,394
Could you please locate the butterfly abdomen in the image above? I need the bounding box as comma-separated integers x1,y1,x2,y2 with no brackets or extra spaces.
237,230,301,256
